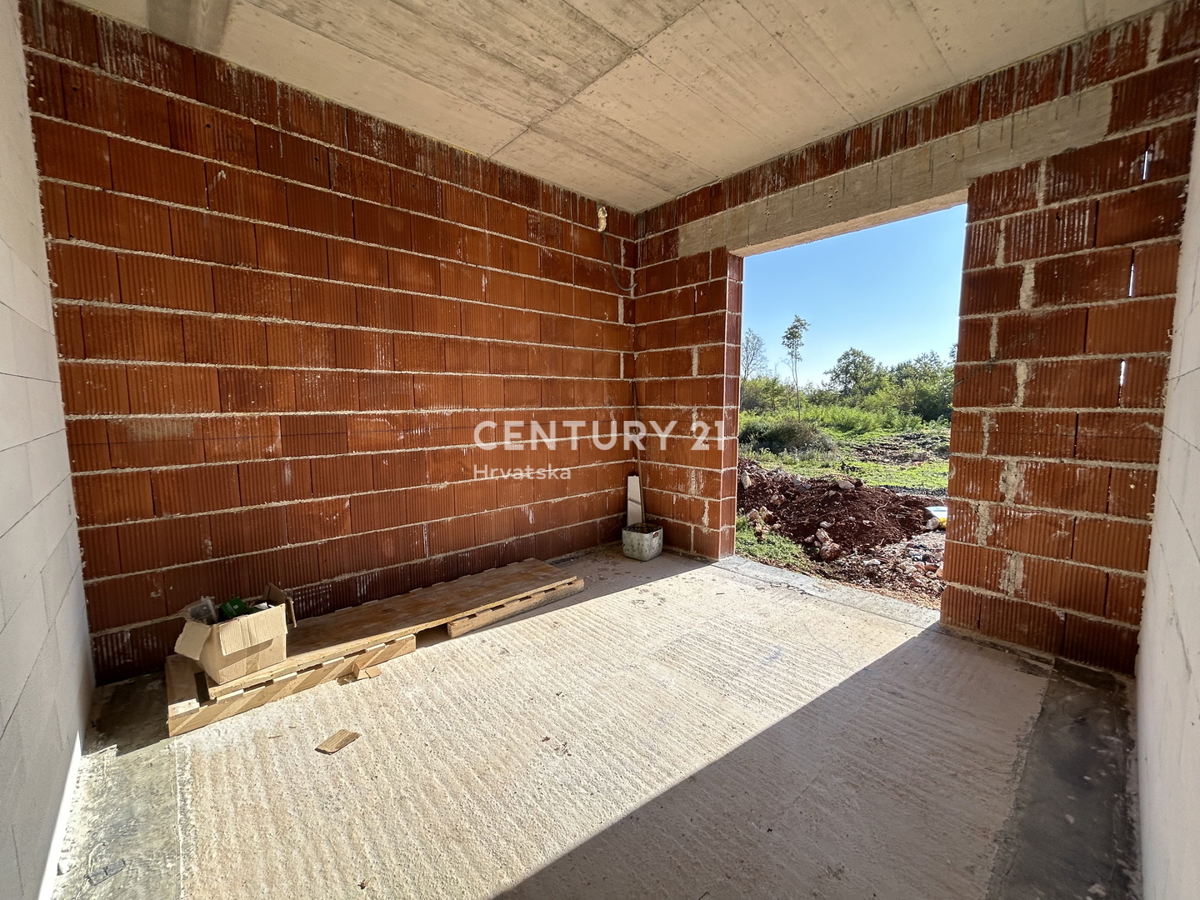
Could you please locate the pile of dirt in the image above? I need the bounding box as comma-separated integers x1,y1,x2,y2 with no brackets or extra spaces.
737,458,934,551
736,458,945,605
852,431,950,465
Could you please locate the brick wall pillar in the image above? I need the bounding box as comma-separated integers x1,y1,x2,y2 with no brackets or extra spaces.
632,224,741,558
943,82,1196,671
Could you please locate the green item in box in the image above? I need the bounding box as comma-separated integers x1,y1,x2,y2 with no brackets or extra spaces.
219,597,250,620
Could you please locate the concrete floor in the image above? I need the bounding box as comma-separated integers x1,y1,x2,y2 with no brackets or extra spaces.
51,548,1138,900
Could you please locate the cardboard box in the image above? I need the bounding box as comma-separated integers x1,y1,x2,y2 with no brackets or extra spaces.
174,585,294,684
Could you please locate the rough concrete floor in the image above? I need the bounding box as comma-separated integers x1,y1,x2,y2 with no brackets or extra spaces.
51,548,1138,900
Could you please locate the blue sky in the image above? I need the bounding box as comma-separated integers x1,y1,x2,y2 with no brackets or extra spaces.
742,204,968,386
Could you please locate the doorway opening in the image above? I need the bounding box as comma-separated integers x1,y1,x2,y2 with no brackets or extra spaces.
735,205,967,608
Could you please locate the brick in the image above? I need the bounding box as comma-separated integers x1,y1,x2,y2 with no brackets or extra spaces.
202,416,282,462
80,306,185,361
956,318,992,363
1004,202,1095,263
279,84,345,145
389,251,441,294
110,139,207,206
1017,556,1106,615
329,239,389,286
106,416,203,468
960,267,1022,314
1062,616,1138,674
212,268,290,319
256,224,328,278
356,287,412,331
1014,460,1110,513
95,16,196,96
238,459,312,505
1073,517,1151,571
310,457,373,498
117,516,212,572
168,99,258,168
294,370,359,412
1146,120,1195,183
78,525,121,578
335,329,392,370
279,414,349,457
987,506,1075,557
194,52,278,122
329,151,391,205
1045,134,1147,203
1106,572,1145,624
170,208,257,267
1086,297,1175,353
989,410,1077,458
183,317,268,366
84,574,167,633
948,456,1005,502
287,183,354,237
967,163,1038,222
277,132,328,187
1023,358,1122,408
32,116,110,187
287,498,351,544
291,279,356,325
67,419,111,470
940,586,985,630
61,65,171,146
41,181,69,237
205,164,288,224
64,184,172,253
60,361,129,414
994,307,1087,359
953,363,1017,407
1076,411,1162,463
127,364,220,414
266,322,335,368
208,506,287,557
1068,18,1149,91
1120,357,1169,409
74,470,154,526
1033,249,1132,306
48,244,119,302
54,304,84,357
118,254,213,311
357,372,414,411
152,464,241,515
1132,241,1180,296
21,0,100,65
1096,182,1187,247
218,368,296,412
943,541,1007,593
978,595,1065,654
1108,467,1156,519
963,221,1000,270
1109,57,1200,132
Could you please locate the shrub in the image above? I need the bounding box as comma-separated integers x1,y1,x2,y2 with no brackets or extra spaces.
739,416,833,454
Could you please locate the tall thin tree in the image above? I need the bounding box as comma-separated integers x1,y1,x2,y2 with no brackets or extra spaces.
781,316,810,410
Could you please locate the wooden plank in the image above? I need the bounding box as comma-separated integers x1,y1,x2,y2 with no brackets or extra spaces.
447,578,586,638
208,558,577,699
166,633,416,736
316,730,360,754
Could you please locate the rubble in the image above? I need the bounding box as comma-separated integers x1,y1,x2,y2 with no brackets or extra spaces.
736,458,944,605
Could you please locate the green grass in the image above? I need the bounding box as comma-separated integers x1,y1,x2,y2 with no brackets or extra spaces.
735,516,814,571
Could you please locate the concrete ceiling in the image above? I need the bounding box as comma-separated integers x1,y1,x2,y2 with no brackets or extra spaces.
77,0,1162,211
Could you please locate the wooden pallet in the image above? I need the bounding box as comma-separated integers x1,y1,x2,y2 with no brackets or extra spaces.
166,633,415,736
166,558,584,734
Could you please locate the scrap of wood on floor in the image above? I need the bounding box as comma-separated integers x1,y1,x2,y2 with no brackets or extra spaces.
165,559,585,735
316,730,360,754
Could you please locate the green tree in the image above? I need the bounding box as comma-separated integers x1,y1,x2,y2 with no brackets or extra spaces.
826,348,884,401
781,316,810,409
741,328,768,379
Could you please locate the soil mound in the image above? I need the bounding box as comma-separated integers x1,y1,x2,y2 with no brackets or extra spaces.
737,458,933,553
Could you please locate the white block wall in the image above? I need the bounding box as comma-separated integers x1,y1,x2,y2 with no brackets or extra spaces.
0,0,95,897
1138,92,1200,898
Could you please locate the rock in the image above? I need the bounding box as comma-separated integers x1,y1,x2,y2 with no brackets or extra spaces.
741,473,753,488
836,479,854,491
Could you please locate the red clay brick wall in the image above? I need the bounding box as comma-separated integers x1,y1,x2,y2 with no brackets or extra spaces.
636,0,1200,672
943,50,1198,674
21,0,638,682
631,235,741,558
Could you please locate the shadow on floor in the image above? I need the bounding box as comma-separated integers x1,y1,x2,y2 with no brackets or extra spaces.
497,634,1135,900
